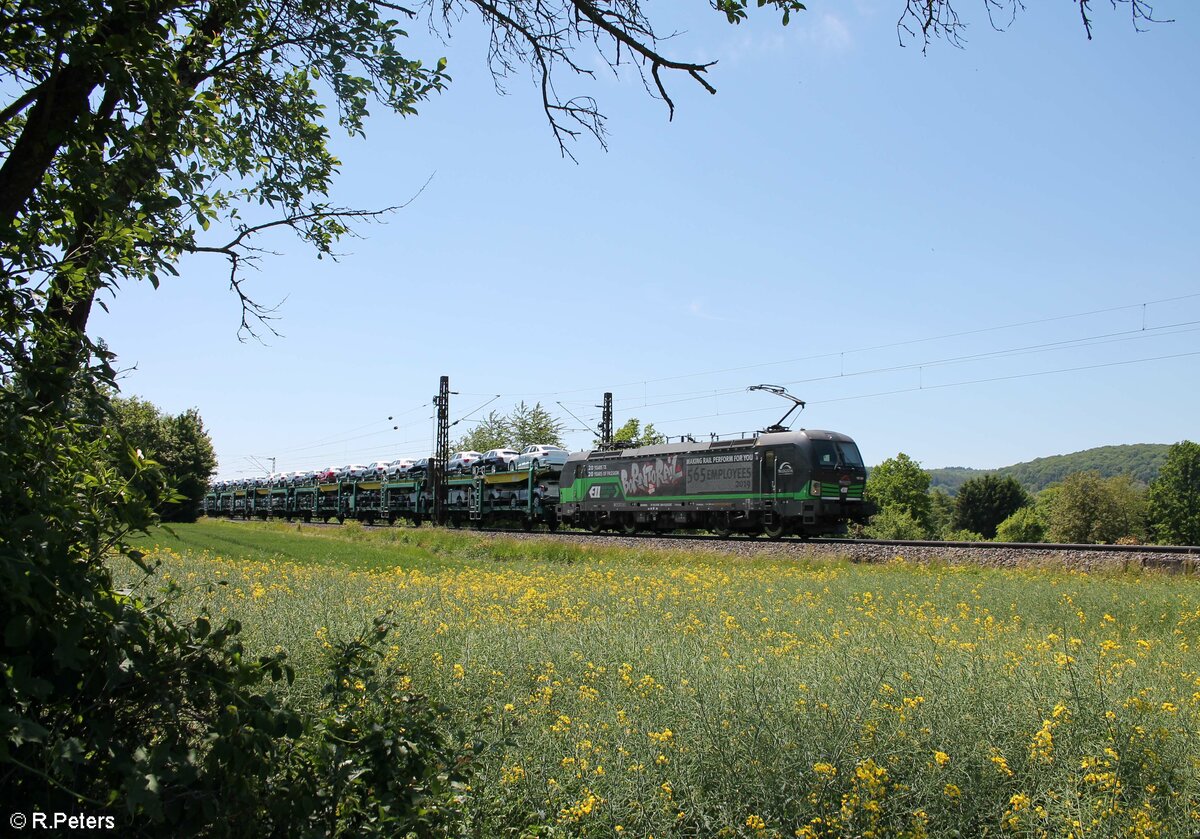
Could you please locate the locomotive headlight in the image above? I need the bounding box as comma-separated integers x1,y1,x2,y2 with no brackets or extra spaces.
811,480,822,497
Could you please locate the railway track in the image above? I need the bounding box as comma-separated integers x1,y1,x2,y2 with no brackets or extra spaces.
211,516,1199,567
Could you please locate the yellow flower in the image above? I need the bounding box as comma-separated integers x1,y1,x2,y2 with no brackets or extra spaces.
746,814,766,831
813,762,838,778
944,783,961,799
1030,721,1055,764
933,751,950,767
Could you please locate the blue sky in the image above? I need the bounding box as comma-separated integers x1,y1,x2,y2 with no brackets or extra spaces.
90,0,1199,480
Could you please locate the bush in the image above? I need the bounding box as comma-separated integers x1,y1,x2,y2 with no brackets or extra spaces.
940,528,985,542
864,508,928,540
995,507,1046,543
0,335,469,833
952,475,1029,539
1046,472,1146,544
109,396,217,523
865,453,933,533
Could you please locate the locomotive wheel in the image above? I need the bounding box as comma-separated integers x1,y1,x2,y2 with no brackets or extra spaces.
712,516,732,539
547,518,560,533
336,515,345,524
763,521,786,540
388,513,397,525
620,517,638,536
522,516,534,532
587,517,603,535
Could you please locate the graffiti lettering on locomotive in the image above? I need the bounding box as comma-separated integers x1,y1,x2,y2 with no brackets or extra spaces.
683,451,753,493
620,456,684,496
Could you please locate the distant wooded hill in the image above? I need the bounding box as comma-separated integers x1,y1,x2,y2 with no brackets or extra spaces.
926,444,1172,495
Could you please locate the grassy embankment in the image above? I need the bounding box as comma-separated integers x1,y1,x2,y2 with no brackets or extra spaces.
120,520,1200,838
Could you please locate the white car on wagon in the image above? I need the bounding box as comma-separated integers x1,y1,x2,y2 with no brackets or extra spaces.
513,444,569,472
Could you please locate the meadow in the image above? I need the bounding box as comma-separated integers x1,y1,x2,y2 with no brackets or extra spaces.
121,521,1200,838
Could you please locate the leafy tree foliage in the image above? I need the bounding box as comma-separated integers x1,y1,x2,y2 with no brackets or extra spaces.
0,0,815,351
995,506,1047,543
941,528,985,542
927,489,956,540
863,507,928,541
1046,472,1147,545
865,453,933,536
928,444,1171,495
1147,440,1200,546
453,401,566,452
111,396,217,522
508,401,566,450
1001,444,1170,492
952,474,1029,539
453,410,512,454
611,418,666,448
0,341,468,829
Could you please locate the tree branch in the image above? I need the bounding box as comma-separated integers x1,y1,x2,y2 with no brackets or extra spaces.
184,178,432,340
571,0,716,120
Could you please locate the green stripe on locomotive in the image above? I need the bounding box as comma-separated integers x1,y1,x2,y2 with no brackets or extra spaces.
560,474,865,504
559,430,867,509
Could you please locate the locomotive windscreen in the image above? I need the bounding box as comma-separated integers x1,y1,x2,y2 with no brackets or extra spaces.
810,439,864,469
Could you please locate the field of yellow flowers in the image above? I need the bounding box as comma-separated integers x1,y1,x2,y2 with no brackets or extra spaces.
123,521,1200,838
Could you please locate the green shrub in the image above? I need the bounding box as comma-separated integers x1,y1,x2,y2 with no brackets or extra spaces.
995,507,1046,543
940,528,985,542
0,334,469,834
864,507,928,540
952,475,1029,539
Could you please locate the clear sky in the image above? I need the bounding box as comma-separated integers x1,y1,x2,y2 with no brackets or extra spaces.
89,0,1199,480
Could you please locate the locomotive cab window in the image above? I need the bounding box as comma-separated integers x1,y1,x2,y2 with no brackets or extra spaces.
811,440,865,469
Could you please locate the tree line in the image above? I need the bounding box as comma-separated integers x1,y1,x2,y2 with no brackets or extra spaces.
453,407,664,454
863,443,1200,546
927,443,1171,495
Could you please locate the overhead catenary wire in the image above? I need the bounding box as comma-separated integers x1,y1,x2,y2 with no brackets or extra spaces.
517,291,1200,398
215,291,1200,475
643,349,1200,440
574,318,1200,414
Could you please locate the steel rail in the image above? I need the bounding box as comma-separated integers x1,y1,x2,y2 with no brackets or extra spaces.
211,516,1199,555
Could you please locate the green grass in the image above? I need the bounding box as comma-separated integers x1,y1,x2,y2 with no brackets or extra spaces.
118,520,1200,838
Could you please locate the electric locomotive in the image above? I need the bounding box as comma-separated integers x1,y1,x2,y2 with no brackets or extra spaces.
556,429,869,538
204,385,870,538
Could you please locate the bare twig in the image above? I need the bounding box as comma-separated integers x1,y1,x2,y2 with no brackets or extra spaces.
184,176,433,340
